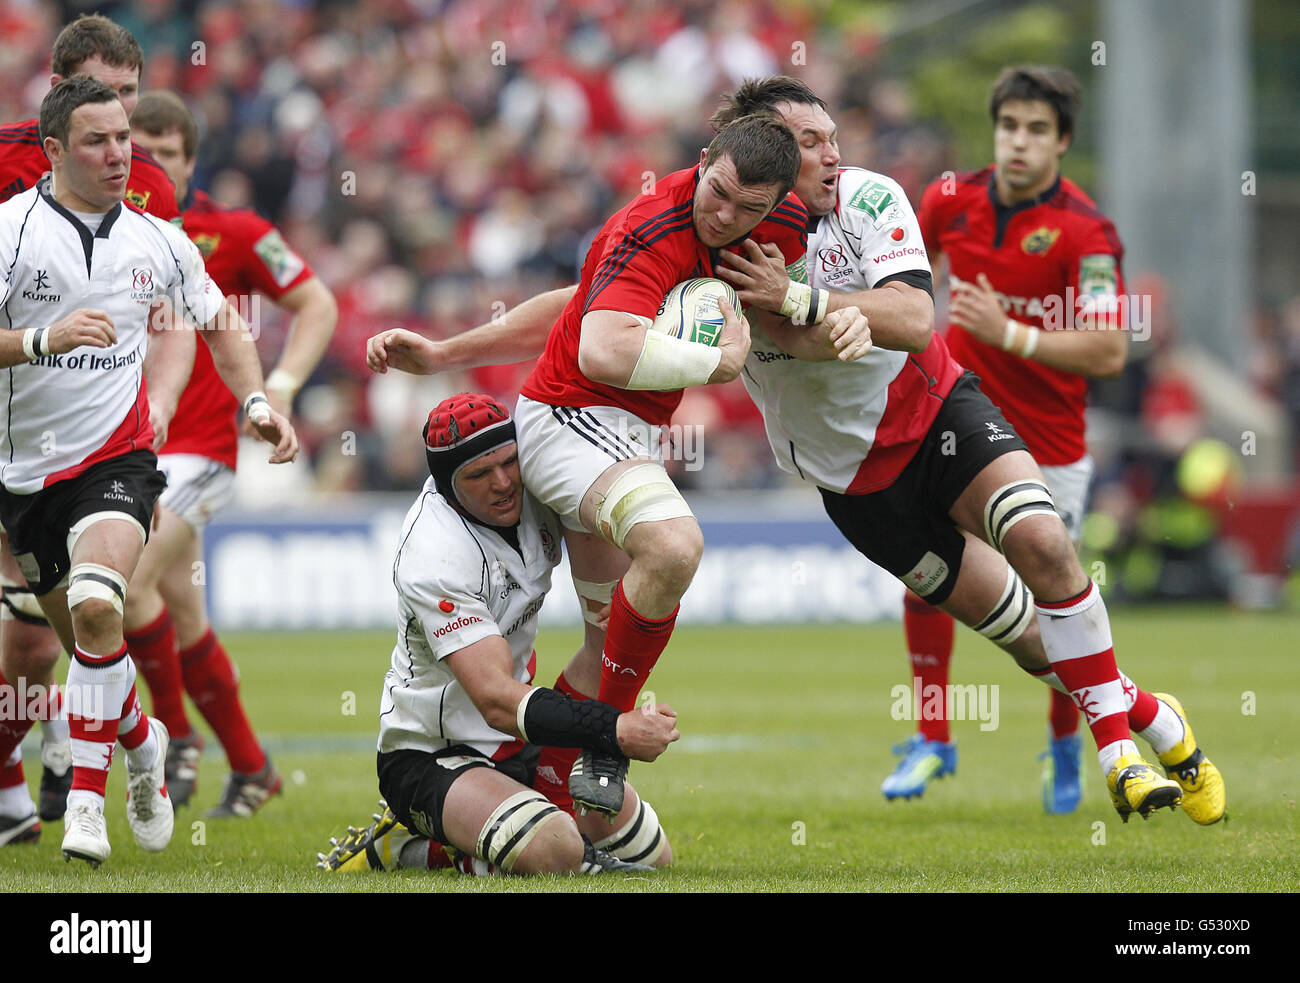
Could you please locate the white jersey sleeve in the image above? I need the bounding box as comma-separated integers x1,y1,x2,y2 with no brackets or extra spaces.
148,214,225,329
833,168,931,288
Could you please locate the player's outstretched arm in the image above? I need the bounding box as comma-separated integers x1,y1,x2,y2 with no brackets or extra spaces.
0,308,117,368
144,303,196,450
199,299,299,463
951,272,1127,377
264,276,338,416
367,286,576,376
447,635,680,762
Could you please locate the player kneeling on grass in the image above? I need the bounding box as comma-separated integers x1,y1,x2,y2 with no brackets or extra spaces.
317,394,676,876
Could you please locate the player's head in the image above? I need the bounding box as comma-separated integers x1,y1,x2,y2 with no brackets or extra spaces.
424,394,522,527
694,113,800,247
131,91,198,200
711,76,840,218
51,15,144,115
988,65,1081,198
40,76,131,211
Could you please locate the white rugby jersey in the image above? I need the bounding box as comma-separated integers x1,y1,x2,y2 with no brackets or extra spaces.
742,167,957,495
0,178,224,493
378,478,564,758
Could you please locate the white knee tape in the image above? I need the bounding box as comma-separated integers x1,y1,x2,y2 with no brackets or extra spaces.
972,566,1035,646
66,563,129,614
594,796,665,865
595,463,692,549
984,480,1057,551
572,577,618,627
477,789,565,873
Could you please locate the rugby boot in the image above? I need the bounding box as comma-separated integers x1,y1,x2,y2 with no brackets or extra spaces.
1153,693,1226,825
580,835,656,874
206,756,283,818
881,733,958,800
1106,751,1182,822
0,810,40,846
1039,732,1084,815
62,803,110,867
317,803,416,871
569,750,627,818
126,717,174,852
38,739,73,822
164,730,204,808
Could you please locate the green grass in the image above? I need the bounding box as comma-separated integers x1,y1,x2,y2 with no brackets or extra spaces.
4,608,1297,892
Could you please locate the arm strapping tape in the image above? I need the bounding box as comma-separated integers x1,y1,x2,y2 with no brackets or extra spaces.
516,687,621,755
626,330,721,391
779,280,830,325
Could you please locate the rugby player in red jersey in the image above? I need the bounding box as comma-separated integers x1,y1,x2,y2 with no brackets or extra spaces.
0,15,192,845
123,91,336,817
376,115,870,819
887,66,1129,812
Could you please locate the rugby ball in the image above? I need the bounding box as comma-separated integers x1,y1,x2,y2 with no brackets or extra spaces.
649,278,740,347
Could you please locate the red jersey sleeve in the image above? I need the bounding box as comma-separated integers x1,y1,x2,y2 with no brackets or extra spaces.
1067,216,1126,332
229,211,315,301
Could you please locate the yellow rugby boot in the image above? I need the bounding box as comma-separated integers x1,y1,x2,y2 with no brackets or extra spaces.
317,803,414,871
1153,693,1226,825
1106,752,1182,822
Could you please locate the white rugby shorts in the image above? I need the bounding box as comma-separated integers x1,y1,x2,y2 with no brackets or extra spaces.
1039,454,1094,544
158,454,236,532
514,395,666,532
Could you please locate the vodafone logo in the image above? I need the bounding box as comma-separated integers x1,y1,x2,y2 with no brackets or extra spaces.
888,226,907,243
872,245,926,263
433,615,482,638
438,599,455,614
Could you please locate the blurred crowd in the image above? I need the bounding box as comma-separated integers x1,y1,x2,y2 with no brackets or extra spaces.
2,1,1297,536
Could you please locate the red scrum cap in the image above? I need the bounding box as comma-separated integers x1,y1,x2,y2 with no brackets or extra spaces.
423,393,517,511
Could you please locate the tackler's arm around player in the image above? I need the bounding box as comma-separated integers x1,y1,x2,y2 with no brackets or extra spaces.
445,634,681,763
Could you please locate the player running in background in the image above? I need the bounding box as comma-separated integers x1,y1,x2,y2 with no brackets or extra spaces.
899,65,1125,812
375,77,1226,828
0,13,188,844
315,395,676,876
0,78,296,866
122,90,337,817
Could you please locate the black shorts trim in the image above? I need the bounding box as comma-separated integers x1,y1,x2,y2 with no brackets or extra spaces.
0,449,166,595
377,743,541,845
820,372,1028,606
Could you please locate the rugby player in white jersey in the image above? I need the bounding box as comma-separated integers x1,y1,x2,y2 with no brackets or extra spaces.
316,394,676,876
365,77,1224,828
0,78,297,866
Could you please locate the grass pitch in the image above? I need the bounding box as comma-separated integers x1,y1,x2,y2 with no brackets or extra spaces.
3,607,1297,894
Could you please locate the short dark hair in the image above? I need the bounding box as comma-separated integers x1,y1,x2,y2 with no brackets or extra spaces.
988,65,1082,140
51,14,144,78
703,113,800,200
40,76,121,149
709,75,826,133
132,91,199,160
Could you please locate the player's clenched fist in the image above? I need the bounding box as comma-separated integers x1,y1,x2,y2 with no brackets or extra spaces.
615,703,680,762
707,297,751,384
366,328,439,375
825,305,872,362
49,308,117,352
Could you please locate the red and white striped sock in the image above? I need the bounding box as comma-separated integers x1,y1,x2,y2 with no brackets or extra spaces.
1034,582,1136,774
66,644,135,810
0,745,35,819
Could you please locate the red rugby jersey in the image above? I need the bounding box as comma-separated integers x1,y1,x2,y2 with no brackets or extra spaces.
0,117,179,219
521,164,809,426
919,167,1126,466
162,189,313,468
